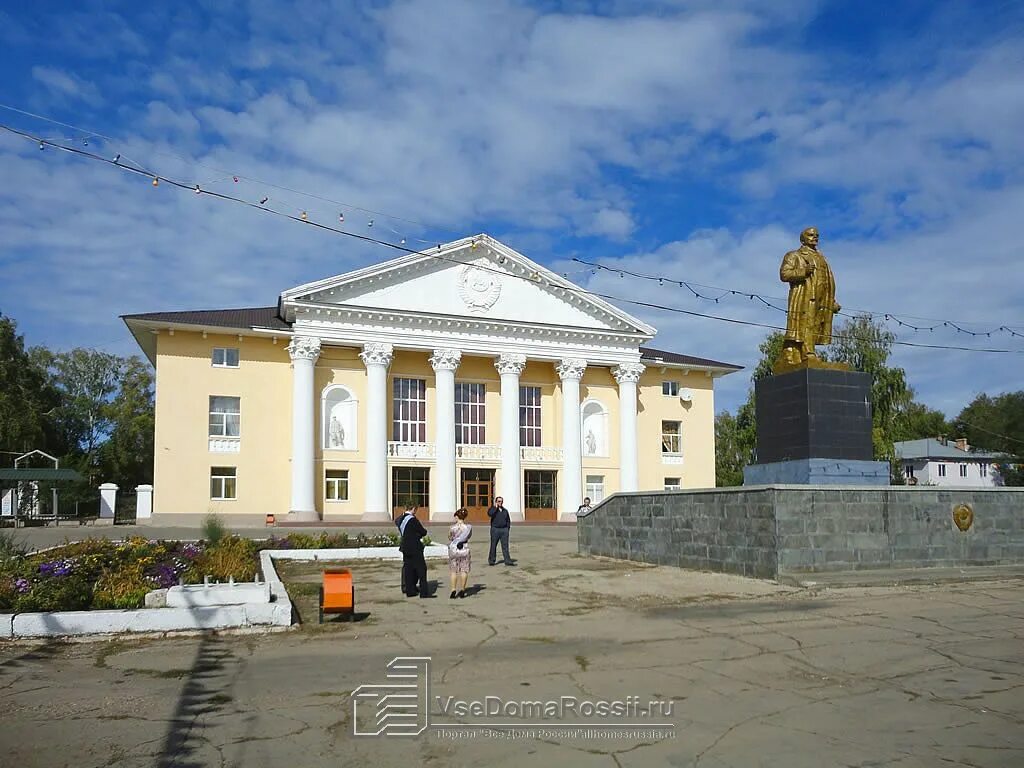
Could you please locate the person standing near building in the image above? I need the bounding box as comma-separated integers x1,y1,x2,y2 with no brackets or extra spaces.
487,495,515,566
448,507,473,598
576,497,593,517
398,505,432,598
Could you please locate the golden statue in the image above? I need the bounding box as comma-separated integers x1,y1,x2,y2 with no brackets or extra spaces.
774,227,848,373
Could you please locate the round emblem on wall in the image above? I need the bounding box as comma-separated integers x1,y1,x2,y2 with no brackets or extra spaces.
952,503,974,532
458,264,501,314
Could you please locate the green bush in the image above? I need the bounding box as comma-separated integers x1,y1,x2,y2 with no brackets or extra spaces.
202,514,228,545
13,573,93,612
186,536,257,582
93,562,151,609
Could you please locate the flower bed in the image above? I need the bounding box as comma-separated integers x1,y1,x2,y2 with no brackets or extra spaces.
0,531,410,613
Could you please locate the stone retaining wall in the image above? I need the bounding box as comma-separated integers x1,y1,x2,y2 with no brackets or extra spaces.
577,486,1024,579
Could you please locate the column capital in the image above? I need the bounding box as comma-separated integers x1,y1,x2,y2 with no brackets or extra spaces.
430,348,462,372
494,353,527,376
613,362,645,384
359,342,394,368
287,335,321,362
556,358,587,381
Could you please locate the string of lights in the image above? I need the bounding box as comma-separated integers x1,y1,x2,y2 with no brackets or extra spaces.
5,102,1023,340
571,257,1024,339
3,123,1023,358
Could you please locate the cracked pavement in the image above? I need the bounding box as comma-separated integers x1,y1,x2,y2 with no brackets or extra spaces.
1,527,1022,767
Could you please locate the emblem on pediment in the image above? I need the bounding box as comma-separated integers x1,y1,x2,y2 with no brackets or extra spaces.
458,263,501,314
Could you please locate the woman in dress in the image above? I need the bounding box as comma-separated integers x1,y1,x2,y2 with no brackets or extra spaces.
448,507,472,599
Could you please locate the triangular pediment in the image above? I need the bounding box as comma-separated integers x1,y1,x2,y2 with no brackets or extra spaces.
280,235,655,336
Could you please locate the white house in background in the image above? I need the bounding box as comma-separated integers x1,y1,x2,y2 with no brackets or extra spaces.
894,437,1002,487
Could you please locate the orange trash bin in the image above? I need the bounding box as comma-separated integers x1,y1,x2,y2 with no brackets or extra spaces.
319,568,354,623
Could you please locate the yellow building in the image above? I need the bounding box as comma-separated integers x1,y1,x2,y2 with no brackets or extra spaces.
123,235,740,524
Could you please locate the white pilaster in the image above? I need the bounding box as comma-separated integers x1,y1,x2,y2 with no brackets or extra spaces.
135,484,154,521
614,363,645,493
360,342,394,521
430,348,462,521
495,353,527,521
287,335,321,521
557,358,587,521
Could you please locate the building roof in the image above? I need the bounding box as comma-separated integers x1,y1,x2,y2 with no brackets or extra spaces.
0,468,84,481
123,306,742,373
894,438,1001,461
639,346,743,373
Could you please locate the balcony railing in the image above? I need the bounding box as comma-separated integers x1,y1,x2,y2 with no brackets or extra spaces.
387,441,436,459
520,446,563,463
455,444,501,461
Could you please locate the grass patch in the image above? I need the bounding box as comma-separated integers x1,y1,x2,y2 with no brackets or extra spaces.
575,654,590,672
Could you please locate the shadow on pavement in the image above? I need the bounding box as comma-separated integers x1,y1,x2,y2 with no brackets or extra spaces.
0,640,62,677
156,633,236,768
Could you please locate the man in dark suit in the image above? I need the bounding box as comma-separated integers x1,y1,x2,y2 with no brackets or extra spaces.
397,505,432,597
487,495,515,566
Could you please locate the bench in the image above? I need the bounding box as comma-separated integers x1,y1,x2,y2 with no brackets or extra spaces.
319,568,354,623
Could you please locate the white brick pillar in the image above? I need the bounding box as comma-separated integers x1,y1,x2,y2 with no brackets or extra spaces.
495,353,527,522
287,335,321,521
430,348,462,521
98,483,118,520
360,342,394,522
557,358,587,521
135,484,154,521
613,363,645,492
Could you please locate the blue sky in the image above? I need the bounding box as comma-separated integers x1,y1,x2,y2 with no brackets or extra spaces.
1,0,1022,415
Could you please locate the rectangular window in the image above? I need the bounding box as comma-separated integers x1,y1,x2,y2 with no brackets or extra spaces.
661,421,682,453
662,381,679,396
519,386,542,447
210,467,236,499
212,347,240,368
325,469,349,502
664,477,681,490
524,470,557,510
392,378,427,442
904,465,915,479
455,382,486,445
959,464,968,478
981,463,989,478
938,464,947,477
585,474,604,503
209,396,241,437
393,467,430,510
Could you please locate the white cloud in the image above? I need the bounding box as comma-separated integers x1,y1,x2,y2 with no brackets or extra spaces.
30,66,103,106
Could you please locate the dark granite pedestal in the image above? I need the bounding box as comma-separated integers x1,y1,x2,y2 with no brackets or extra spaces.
743,367,889,486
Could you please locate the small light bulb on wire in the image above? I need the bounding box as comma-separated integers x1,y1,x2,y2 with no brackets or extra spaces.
113,154,121,163
232,176,239,183
338,212,345,223
368,219,374,228
38,141,44,150
259,197,268,205
82,138,88,146
194,185,201,195
300,211,308,220
400,238,406,245
152,177,159,187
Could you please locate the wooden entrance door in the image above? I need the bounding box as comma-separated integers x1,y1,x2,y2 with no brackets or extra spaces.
461,469,494,523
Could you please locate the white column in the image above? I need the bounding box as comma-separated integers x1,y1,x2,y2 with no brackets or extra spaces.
135,484,154,521
495,353,527,521
557,358,587,521
430,349,462,521
613,363,645,492
360,342,394,521
98,483,118,520
287,335,321,521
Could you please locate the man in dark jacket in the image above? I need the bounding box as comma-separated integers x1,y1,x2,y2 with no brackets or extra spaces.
397,505,432,597
487,496,515,566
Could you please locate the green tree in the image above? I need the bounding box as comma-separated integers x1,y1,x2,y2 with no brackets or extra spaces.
824,315,912,469
32,348,122,477
98,356,155,490
892,401,951,443
715,332,783,486
0,313,61,459
953,392,1024,486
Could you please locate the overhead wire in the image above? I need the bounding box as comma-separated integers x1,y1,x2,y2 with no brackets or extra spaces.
4,123,1024,357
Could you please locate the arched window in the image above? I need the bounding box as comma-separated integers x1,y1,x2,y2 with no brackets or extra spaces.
580,399,608,457
322,385,357,451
